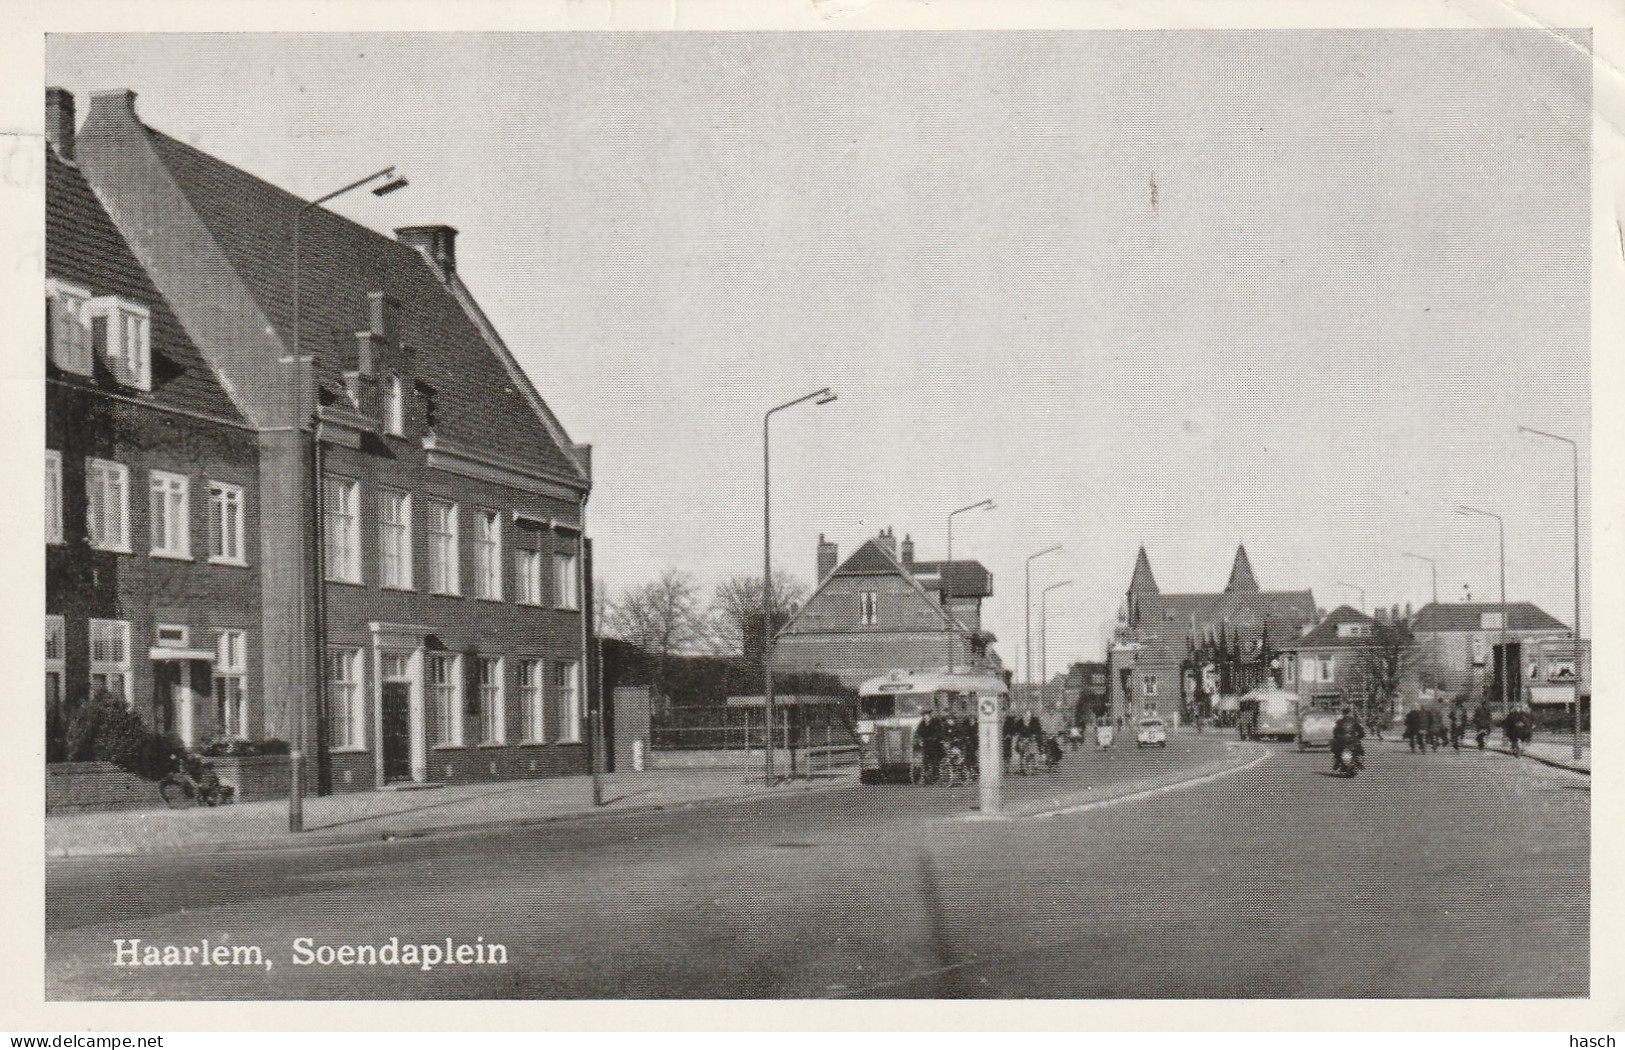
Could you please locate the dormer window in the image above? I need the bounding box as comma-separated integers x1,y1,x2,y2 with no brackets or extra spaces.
87,296,151,391
1336,623,1372,639
385,374,406,437
46,278,94,377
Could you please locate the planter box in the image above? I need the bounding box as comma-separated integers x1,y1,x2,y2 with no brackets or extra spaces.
207,754,292,803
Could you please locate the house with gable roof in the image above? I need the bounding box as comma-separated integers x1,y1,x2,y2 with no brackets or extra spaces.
67,88,594,793
771,528,1002,687
1108,544,1317,722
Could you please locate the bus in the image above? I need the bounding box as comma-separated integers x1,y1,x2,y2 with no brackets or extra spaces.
855,669,1009,784
1237,687,1300,742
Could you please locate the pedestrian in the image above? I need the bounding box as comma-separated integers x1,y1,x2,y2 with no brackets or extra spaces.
1404,706,1426,753
1448,704,1466,751
918,713,945,784
1003,713,1019,763
1473,699,1495,751
1504,705,1533,757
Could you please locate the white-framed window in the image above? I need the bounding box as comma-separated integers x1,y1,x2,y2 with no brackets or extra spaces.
46,615,65,705
89,618,131,704
326,647,365,751
1336,623,1372,639
149,470,191,559
86,458,130,552
478,656,504,744
552,551,578,610
516,550,543,606
428,500,460,596
1480,611,1505,631
1283,656,1297,685
428,652,462,746
519,658,545,742
207,482,246,565
475,510,503,600
214,629,248,739
1143,674,1158,697
379,490,413,590
860,591,878,626
553,660,581,743
324,475,362,583
46,278,94,376
87,296,152,391
1318,656,1335,682
155,623,189,648
385,374,406,437
45,450,63,545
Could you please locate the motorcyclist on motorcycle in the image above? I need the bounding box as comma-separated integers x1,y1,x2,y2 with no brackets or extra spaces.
1332,706,1366,775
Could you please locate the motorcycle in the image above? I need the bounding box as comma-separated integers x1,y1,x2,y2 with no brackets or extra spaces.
1332,741,1365,777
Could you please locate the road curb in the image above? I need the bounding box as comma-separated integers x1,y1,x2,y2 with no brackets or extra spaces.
45,775,858,860
960,743,1271,822
1490,746,1590,776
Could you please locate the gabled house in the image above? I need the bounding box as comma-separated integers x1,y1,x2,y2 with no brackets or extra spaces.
46,89,262,749
772,528,1000,687
1406,600,1570,707
68,88,594,792
1277,605,1416,710
1108,544,1316,721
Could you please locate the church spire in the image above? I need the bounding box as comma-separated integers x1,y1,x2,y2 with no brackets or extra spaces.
1224,544,1259,593
1128,546,1159,595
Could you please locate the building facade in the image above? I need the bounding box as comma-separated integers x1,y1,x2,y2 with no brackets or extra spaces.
1406,601,1571,710
47,97,263,748
1277,605,1418,714
771,528,1001,688
60,88,595,791
1107,545,1316,722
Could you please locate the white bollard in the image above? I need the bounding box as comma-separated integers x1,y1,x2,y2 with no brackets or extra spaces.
633,738,645,773
977,692,1004,815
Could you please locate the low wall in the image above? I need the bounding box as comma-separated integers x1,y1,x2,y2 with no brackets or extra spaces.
46,762,165,814
210,754,291,803
648,747,795,770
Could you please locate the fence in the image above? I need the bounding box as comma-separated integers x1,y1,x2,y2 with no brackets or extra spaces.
650,703,856,752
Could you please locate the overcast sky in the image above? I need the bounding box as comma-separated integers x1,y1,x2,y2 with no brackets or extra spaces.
45,30,1592,678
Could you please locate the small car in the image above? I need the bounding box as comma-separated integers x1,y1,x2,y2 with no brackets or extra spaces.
1297,709,1338,750
1136,717,1168,748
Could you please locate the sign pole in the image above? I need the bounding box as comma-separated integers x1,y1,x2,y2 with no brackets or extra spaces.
978,690,1003,816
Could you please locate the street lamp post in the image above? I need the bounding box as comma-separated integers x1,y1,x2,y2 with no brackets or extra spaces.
1457,505,1508,712
1335,581,1365,614
1519,426,1584,760
945,499,994,673
1040,580,1073,713
763,387,836,786
1024,545,1063,708
1402,552,1438,606
287,166,408,834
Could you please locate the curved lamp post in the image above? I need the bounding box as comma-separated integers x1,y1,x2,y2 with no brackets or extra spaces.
288,166,408,834
1040,580,1073,714
1456,504,1507,711
1518,426,1584,760
945,498,994,673
763,387,836,784
1024,545,1063,702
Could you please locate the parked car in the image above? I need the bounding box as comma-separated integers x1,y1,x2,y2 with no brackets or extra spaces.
1136,717,1168,748
1297,708,1338,750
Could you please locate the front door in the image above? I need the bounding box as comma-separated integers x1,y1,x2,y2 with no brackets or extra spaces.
382,682,412,782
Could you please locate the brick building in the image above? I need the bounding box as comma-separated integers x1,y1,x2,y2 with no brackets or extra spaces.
1406,601,1570,708
1107,545,1316,722
1277,605,1418,713
58,88,595,791
771,528,1001,687
46,93,262,748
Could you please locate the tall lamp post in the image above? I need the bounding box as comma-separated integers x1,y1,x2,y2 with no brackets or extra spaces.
1457,505,1508,712
762,387,836,786
945,498,994,673
1040,580,1073,713
1402,552,1438,606
1519,426,1584,760
1024,545,1063,706
287,165,408,834
1335,581,1365,614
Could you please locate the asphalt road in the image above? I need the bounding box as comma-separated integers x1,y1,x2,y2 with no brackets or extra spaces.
45,734,1587,999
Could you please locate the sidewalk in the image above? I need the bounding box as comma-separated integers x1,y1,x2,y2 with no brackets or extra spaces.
46,767,853,859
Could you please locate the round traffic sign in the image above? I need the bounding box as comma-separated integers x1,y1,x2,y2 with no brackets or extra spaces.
978,697,997,718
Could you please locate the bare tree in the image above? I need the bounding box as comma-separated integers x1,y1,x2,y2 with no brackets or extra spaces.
1344,624,1414,723
602,569,710,703
709,571,810,661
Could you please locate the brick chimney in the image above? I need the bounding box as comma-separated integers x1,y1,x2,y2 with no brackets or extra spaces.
875,527,897,560
396,225,457,282
46,87,75,161
817,534,838,583
900,534,915,568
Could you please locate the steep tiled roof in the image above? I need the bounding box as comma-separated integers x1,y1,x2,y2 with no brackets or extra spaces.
831,539,903,576
1224,544,1259,593
46,148,244,424
910,559,993,599
1128,546,1159,595
1280,605,1411,651
1410,602,1568,633
77,92,584,486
